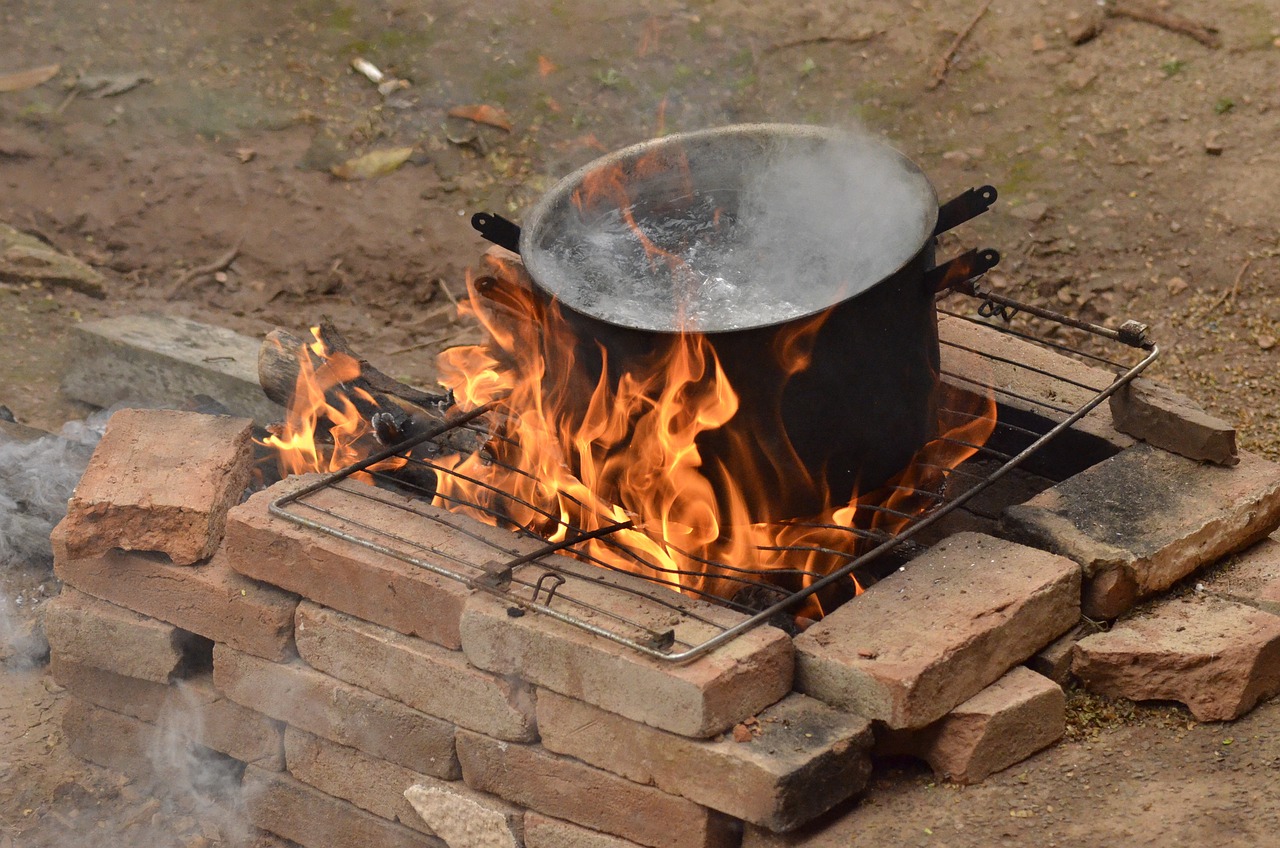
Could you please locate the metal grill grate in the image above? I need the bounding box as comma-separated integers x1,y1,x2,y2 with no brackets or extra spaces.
270,283,1158,663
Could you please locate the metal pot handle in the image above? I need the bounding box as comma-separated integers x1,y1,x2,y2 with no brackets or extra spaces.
926,247,1001,294
472,212,522,255
934,185,998,236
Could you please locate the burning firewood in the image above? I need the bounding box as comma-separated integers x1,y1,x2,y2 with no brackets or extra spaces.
256,319,489,460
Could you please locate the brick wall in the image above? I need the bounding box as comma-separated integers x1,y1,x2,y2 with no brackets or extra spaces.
53,406,1280,847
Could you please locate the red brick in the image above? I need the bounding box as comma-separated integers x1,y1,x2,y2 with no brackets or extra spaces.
44,587,192,683
62,698,254,797
1073,596,1280,721
522,819,650,848
213,644,459,779
1202,534,1280,614
1025,624,1086,684
63,698,157,781
524,814,648,848
877,667,1065,784
59,409,253,565
295,602,535,741
284,728,441,836
1110,376,1237,465
244,766,444,848
460,559,793,738
538,690,872,831
1003,445,1280,619
53,661,283,769
52,523,297,661
456,730,737,848
795,532,1079,729
224,478,477,650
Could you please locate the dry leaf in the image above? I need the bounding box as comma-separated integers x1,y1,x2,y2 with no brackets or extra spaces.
0,64,60,93
330,146,414,180
537,55,557,77
447,103,513,132
75,71,151,98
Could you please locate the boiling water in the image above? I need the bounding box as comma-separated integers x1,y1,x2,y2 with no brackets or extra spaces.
539,133,936,333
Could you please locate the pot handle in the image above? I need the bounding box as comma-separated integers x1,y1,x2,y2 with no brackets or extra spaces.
926,247,1001,294
472,212,523,255
934,185,998,236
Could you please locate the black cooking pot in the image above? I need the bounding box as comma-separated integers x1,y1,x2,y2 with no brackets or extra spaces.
473,124,997,520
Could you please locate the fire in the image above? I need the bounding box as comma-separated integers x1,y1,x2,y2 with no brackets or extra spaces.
264,153,996,621
429,252,994,617
261,327,403,481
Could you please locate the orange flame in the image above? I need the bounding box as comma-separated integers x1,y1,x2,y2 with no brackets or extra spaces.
429,249,996,617
265,157,997,620
261,327,402,481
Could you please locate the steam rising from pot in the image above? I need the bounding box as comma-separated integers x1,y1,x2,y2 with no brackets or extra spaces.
532,125,936,333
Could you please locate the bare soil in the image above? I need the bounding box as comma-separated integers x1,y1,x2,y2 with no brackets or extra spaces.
2,0,1279,845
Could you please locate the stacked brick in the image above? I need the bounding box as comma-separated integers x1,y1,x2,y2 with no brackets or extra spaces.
49,409,878,847
54,403,1280,847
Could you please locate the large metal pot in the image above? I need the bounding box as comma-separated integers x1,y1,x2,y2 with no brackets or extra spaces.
473,124,996,520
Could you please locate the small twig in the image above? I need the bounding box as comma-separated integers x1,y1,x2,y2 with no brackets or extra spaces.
435,276,460,307
765,31,879,53
165,237,243,300
1205,258,1252,314
1106,0,1221,49
927,0,993,90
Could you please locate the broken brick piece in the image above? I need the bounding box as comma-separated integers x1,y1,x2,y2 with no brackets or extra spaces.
1073,596,1280,721
404,782,524,848
284,728,519,840
1109,376,1238,466
1201,533,1280,615
1025,624,1087,684
537,690,872,831
878,666,1065,784
794,532,1079,729
1002,444,1280,619
59,408,253,565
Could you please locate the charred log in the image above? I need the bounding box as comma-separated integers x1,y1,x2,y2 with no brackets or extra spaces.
257,323,489,459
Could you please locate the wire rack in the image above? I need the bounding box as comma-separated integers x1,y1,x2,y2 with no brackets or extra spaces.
270,281,1158,663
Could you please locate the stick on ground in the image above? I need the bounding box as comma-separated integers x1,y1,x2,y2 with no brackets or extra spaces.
927,0,993,90
1107,0,1221,49
165,238,243,300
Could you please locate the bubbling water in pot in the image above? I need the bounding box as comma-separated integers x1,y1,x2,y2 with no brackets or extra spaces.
539,129,937,332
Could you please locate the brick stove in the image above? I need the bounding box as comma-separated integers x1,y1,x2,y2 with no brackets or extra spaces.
45,302,1280,847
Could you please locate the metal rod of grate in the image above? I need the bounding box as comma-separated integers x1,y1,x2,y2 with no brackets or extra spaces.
270,286,1158,663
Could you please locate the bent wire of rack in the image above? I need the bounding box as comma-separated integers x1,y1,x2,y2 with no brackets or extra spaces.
269,281,1158,663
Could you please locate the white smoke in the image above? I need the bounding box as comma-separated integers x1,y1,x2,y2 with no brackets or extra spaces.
537,125,936,332
0,410,109,669
148,680,253,846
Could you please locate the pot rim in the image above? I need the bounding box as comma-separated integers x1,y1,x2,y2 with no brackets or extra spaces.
519,123,941,335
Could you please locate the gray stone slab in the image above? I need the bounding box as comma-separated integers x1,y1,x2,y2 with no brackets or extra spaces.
61,313,283,424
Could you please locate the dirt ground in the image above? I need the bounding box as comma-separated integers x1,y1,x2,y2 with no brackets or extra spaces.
2,0,1280,845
